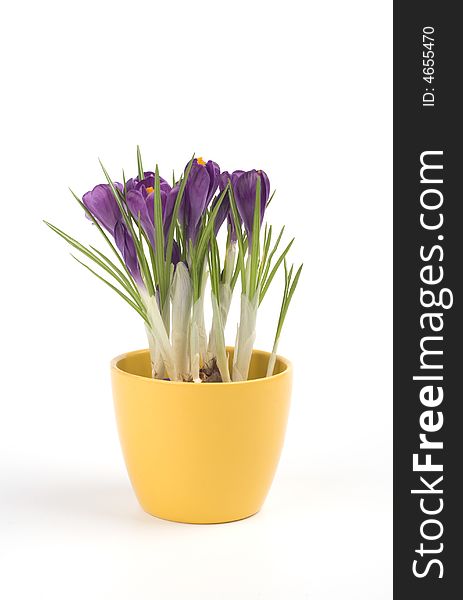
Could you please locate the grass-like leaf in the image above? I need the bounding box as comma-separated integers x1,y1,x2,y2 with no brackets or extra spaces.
227,182,246,290
70,255,149,324
259,237,294,304
266,189,276,207
275,261,303,341
136,145,144,181
89,245,144,308
208,234,221,298
260,225,284,289
153,165,167,304
44,221,137,299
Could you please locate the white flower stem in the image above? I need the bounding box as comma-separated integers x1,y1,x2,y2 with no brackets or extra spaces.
207,282,232,358
266,337,279,377
145,324,165,379
171,263,192,381
232,292,258,382
142,290,177,381
211,294,231,382
190,297,205,383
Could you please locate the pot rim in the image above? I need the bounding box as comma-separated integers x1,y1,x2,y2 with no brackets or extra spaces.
111,347,292,386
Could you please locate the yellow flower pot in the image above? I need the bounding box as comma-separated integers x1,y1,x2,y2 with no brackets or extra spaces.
111,347,292,524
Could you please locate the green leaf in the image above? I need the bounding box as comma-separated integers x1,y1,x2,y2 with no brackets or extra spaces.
44,221,136,297
260,225,284,288
136,145,144,181
259,237,294,304
271,262,303,350
208,234,221,298
89,245,144,306
266,189,276,208
153,164,167,303
285,263,303,313
71,255,149,324
257,224,272,289
228,182,246,289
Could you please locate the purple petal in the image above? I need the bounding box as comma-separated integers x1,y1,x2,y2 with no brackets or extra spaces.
259,170,271,208
146,188,170,242
219,171,231,193
205,160,220,203
82,184,122,236
232,170,245,186
160,178,172,196
212,193,230,236
182,161,210,243
163,186,177,237
125,178,137,192
219,171,244,241
234,170,269,244
126,189,154,246
127,172,171,197
171,240,181,266
114,221,142,286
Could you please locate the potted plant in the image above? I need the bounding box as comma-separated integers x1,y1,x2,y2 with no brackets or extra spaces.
45,150,302,524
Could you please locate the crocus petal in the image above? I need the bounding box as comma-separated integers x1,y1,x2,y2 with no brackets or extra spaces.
234,170,269,243
126,189,155,246
126,171,153,192
82,183,122,236
182,161,210,243
171,240,181,266
127,172,171,196
219,170,244,242
124,178,137,192
138,171,155,185
231,170,245,186
227,213,238,242
146,188,170,241
219,171,231,192
114,221,142,285
212,193,230,236
259,170,271,208
163,186,177,237
220,169,244,190
160,178,172,196
205,160,220,203
233,172,254,237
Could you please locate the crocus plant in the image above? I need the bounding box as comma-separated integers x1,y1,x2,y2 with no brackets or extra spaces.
45,150,302,383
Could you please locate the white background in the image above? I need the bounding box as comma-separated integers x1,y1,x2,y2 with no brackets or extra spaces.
0,1,392,598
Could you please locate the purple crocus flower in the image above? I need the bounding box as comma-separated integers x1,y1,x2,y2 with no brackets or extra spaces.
218,170,245,242
114,221,142,285
83,181,144,282
126,171,172,197
212,185,230,237
125,172,175,245
176,157,220,244
82,183,123,236
171,240,181,266
233,170,270,244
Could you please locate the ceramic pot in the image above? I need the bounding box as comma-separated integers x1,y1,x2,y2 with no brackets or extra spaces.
111,347,292,524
